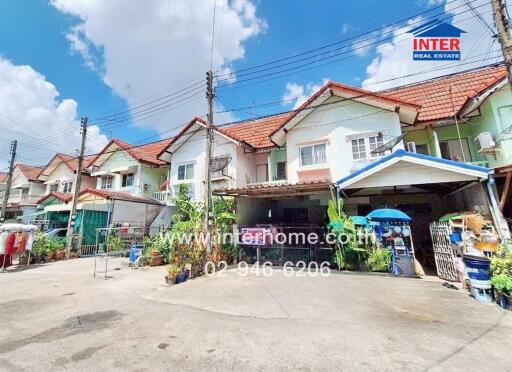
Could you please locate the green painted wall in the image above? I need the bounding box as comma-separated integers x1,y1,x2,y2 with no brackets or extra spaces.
269,149,287,181
140,165,167,197
404,84,512,168
403,128,439,156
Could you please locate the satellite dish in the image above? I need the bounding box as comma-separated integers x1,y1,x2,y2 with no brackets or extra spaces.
210,156,232,172
371,134,405,155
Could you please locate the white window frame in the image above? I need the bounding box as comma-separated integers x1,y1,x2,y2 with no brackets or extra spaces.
100,176,113,190
299,143,327,167
177,162,195,181
121,173,135,188
349,134,385,161
49,183,59,192
62,181,73,193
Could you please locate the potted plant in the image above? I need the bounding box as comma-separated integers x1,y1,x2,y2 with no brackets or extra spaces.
165,263,181,284
491,274,512,310
490,240,512,309
32,233,47,263
45,245,56,261
18,253,29,266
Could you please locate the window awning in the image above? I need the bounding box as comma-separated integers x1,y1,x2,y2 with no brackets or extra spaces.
336,150,490,191
16,210,47,220
213,180,333,198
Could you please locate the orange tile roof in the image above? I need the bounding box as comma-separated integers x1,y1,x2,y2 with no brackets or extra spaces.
382,65,507,123
79,188,161,204
36,191,73,204
219,113,292,149
90,137,174,167
16,164,43,181
0,172,7,183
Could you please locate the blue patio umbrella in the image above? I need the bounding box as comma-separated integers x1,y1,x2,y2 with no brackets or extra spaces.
350,216,368,226
366,208,412,222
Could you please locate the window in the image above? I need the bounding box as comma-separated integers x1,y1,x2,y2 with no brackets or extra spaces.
49,183,59,192
177,163,194,180
368,135,384,158
351,134,385,160
62,182,73,193
415,144,429,155
256,164,268,183
299,143,327,166
440,139,471,162
100,176,113,190
351,138,366,160
121,173,134,187
276,161,286,181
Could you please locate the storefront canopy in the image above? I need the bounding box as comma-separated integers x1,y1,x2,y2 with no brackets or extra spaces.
337,150,490,192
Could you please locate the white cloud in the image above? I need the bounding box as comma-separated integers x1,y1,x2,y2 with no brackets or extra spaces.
0,57,108,170
362,0,507,90
51,0,266,132
282,79,329,109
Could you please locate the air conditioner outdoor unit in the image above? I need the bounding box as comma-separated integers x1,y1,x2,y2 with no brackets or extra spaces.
406,142,417,153
474,132,496,152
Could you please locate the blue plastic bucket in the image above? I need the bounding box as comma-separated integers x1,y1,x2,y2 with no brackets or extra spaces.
463,255,491,281
449,231,462,243
469,279,493,302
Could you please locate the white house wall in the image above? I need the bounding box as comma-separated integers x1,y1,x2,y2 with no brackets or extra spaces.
169,129,238,201
95,150,140,194
285,96,404,184
110,199,162,226
45,163,96,194
344,161,481,189
11,168,28,189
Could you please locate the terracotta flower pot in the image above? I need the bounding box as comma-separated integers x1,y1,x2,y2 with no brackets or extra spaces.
54,250,66,260
46,251,55,261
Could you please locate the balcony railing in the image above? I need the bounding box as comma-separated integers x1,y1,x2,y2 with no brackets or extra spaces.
152,191,174,206
7,194,40,205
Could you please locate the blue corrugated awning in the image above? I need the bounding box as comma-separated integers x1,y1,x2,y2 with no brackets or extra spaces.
337,149,490,189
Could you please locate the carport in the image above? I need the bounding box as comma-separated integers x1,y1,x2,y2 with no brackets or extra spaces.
336,150,495,272
214,180,335,264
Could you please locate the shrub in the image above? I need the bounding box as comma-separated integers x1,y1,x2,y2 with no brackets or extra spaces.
490,256,512,277
367,248,391,272
491,274,512,294
107,235,124,251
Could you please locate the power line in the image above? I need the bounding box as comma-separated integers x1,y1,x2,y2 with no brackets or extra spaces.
215,0,475,84
214,55,503,116
216,3,490,91
90,80,204,123
463,0,496,35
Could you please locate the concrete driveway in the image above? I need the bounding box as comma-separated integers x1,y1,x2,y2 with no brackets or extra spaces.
0,258,511,371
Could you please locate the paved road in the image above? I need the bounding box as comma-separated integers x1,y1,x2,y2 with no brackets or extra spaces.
0,258,511,371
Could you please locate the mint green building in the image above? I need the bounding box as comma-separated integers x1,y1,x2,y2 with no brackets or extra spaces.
385,65,512,215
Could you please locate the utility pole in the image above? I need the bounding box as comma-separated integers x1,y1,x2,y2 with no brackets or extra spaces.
491,0,512,85
0,140,17,222
205,71,214,255
66,116,87,257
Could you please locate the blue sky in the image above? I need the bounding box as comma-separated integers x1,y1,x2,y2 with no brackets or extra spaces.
0,0,500,167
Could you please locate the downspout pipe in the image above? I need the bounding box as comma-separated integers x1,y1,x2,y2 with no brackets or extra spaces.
486,176,510,239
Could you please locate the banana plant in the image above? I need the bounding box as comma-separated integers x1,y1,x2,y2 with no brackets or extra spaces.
327,197,363,270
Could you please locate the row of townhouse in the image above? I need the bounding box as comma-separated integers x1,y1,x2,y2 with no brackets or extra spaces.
0,64,510,265
154,64,512,270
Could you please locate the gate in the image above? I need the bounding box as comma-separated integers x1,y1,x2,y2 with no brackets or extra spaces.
429,221,458,281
